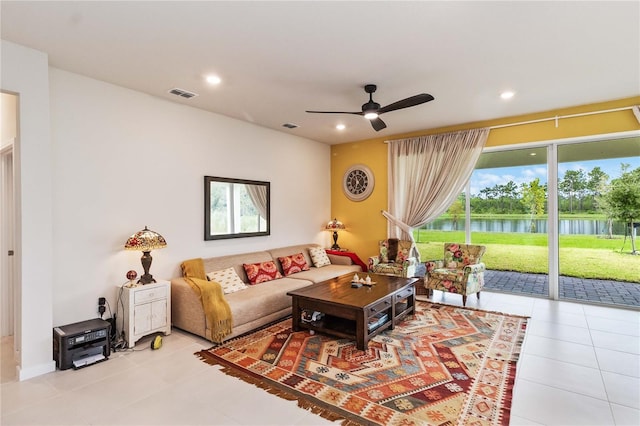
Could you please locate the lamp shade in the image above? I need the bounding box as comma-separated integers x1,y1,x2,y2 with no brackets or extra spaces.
124,226,167,251
325,218,346,231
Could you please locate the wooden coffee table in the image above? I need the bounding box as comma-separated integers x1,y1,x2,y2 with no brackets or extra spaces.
287,273,417,350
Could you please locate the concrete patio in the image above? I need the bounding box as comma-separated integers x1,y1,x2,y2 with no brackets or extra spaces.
484,270,640,308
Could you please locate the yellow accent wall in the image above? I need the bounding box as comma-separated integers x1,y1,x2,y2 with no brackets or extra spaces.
330,96,640,263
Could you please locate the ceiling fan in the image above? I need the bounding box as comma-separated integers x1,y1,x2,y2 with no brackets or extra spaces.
306,84,434,131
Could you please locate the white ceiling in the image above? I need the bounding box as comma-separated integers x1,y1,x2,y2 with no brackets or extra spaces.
2,1,639,145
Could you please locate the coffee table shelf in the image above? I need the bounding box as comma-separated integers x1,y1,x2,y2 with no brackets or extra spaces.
305,316,355,339
288,274,417,350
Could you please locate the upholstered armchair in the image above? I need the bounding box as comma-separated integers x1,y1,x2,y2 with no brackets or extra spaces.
424,243,486,306
368,239,417,278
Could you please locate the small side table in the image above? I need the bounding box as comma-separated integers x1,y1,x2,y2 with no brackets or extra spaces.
413,263,432,296
326,249,368,272
119,279,171,348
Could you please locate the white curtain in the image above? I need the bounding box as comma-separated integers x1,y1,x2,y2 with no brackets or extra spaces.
246,184,268,220
384,128,489,260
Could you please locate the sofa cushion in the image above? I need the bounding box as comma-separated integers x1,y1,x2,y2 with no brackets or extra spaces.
206,267,248,294
288,264,361,284
224,277,312,328
267,244,320,271
243,261,283,284
203,250,272,284
278,253,310,276
309,247,331,268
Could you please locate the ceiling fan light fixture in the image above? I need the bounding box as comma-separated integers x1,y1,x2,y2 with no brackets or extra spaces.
305,84,434,132
500,90,515,100
206,74,222,85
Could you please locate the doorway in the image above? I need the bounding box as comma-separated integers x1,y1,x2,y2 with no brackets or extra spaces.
1,91,18,380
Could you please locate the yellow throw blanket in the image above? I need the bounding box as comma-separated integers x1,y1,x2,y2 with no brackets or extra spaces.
181,258,233,343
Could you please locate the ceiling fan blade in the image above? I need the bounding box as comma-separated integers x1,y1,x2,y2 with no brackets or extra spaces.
305,110,363,115
371,117,387,131
378,93,434,114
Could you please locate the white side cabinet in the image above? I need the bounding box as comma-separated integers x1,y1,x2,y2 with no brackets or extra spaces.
121,280,171,348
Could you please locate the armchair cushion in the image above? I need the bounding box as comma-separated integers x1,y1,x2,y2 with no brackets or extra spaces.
424,243,487,305
369,239,417,278
379,239,413,264
443,243,485,269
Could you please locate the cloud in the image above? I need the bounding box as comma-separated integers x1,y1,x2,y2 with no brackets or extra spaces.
468,157,639,196
522,167,547,179
470,168,546,195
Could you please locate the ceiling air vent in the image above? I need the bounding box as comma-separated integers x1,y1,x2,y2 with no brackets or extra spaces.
282,123,299,129
168,88,198,99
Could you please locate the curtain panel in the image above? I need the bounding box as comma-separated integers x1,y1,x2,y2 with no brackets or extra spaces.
384,128,489,260
247,184,268,220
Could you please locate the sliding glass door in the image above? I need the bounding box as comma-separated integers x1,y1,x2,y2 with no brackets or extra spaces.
556,137,640,307
416,133,639,307
470,147,549,296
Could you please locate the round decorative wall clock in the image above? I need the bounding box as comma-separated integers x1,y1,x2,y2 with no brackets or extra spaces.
343,164,375,201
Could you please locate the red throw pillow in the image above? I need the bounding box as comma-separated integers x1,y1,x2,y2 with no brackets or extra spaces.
243,261,283,285
278,253,310,276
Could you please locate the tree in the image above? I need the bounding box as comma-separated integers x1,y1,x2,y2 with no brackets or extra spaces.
586,167,609,212
559,169,586,213
587,167,609,198
447,198,464,230
600,165,640,254
503,180,519,212
521,178,547,232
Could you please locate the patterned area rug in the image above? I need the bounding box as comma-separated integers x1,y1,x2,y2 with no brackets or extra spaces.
196,301,528,425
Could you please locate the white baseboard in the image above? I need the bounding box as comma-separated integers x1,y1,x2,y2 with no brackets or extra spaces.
17,360,55,381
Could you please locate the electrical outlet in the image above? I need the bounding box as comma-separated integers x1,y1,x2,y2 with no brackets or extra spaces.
98,297,106,317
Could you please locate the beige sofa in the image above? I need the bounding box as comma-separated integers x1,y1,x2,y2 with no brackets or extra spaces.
170,244,362,342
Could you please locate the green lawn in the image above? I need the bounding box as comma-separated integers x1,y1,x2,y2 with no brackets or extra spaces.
414,230,640,283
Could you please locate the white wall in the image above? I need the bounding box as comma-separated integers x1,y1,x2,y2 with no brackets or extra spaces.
1,39,332,380
1,40,56,380
1,93,17,145
49,68,332,327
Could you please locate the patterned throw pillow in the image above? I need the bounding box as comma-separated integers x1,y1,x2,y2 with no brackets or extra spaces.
243,261,283,285
278,253,310,276
206,267,248,294
309,247,331,268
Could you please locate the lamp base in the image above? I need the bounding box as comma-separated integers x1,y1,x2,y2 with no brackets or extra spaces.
137,275,157,285
138,251,156,285
331,231,341,250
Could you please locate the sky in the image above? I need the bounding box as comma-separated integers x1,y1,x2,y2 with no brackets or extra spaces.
469,156,640,196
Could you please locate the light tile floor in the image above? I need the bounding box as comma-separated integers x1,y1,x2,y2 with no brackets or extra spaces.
1,290,639,425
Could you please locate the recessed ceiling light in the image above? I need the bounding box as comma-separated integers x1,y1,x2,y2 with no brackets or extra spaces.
530,152,537,156
500,91,515,100
205,75,222,85
336,124,346,130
